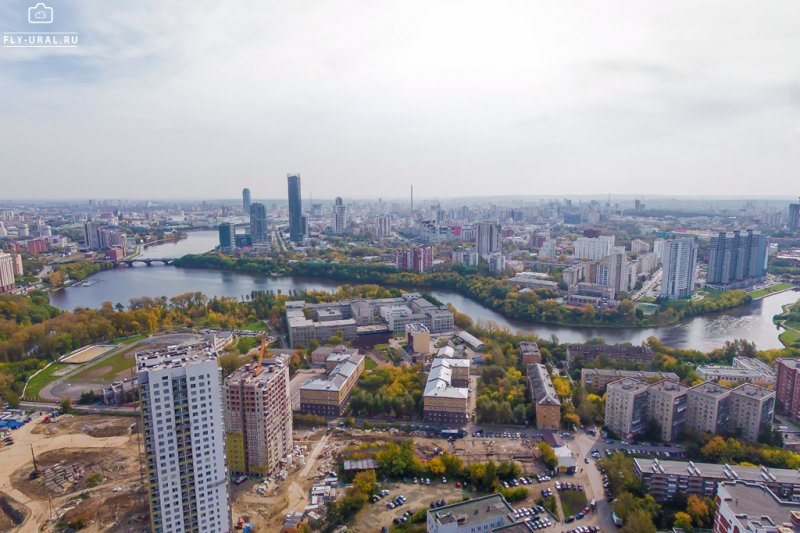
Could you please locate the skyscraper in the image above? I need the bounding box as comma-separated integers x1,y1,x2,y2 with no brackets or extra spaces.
223,355,293,476
475,222,501,258
287,174,303,242
332,197,347,235
706,230,768,289
218,223,235,251
660,237,698,299
137,345,231,533
249,202,268,245
242,188,251,214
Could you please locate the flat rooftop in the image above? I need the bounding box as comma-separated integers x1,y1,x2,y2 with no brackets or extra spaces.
733,383,775,401
689,381,731,397
717,481,800,532
428,494,513,528
648,380,689,397
635,458,800,485
607,378,650,393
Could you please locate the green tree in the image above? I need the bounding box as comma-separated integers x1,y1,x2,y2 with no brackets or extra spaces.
60,397,72,414
622,509,656,533
538,442,558,470
674,511,693,532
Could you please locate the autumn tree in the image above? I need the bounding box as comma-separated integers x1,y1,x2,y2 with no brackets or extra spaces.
673,511,693,531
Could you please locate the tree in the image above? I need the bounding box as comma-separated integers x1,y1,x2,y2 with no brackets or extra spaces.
673,512,693,532
686,494,710,527
352,470,377,495
622,509,656,533
538,442,558,470
60,397,73,414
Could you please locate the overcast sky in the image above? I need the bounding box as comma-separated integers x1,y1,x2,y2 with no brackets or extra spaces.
1,1,798,200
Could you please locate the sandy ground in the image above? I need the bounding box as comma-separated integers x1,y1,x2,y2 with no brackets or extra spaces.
0,414,144,533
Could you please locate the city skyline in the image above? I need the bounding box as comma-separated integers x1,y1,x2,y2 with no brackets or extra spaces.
2,1,799,199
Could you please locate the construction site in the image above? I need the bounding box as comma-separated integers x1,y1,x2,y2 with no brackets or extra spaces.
0,413,146,533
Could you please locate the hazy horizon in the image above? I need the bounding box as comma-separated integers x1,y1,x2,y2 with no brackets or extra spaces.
2,1,799,199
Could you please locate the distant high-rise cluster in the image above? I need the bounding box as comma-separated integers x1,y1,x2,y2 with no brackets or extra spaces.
789,198,800,230
396,246,432,273
706,230,768,290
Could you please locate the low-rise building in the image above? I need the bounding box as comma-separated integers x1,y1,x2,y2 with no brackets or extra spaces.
427,494,514,533
566,343,654,369
634,457,800,502
519,342,542,366
299,352,365,416
406,323,431,354
423,358,470,425
714,481,800,533
696,365,769,385
508,272,559,291
733,356,777,384
527,364,561,430
580,369,679,392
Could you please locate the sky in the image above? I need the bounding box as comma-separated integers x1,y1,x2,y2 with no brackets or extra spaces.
1,0,799,200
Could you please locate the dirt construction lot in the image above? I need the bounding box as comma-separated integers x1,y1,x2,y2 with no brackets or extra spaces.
0,413,147,533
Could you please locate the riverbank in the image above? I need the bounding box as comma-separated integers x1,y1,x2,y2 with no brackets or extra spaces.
749,283,796,300
174,254,759,331
775,300,800,348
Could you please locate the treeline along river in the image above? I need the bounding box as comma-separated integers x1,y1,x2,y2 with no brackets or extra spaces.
49,230,798,351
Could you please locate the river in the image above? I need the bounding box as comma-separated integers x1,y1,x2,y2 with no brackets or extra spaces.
50,230,799,351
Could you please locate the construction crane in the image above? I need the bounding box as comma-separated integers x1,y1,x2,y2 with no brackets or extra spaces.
255,334,267,375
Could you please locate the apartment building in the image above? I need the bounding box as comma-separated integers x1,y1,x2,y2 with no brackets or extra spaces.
427,494,514,533
137,344,231,533
729,383,775,443
634,458,800,503
647,380,689,442
223,355,293,477
527,364,561,430
423,358,470,424
0,253,15,293
519,342,542,367
604,378,650,440
776,358,800,420
686,382,731,435
566,343,654,370
580,369,679,392
299,352,365,416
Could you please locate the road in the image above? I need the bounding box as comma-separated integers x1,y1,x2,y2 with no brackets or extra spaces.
566,431,617,532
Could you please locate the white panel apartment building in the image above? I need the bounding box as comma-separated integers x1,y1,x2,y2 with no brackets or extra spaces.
574,235,615,261
138,346,231,533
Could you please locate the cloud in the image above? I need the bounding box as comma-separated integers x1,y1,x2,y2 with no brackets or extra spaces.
0,0,799,199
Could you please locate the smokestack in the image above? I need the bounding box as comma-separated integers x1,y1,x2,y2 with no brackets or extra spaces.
411,185,414,212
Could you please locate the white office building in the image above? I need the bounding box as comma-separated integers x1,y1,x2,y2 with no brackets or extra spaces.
138,345,231,533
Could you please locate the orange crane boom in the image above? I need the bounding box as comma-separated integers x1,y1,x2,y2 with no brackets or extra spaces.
255,334,267,375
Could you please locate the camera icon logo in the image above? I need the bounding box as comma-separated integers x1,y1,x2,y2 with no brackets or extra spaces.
28,3,54,24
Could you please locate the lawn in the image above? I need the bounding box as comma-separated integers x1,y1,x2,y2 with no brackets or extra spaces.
23,363,68,401
69,347,135,383
111,334,147,345
749,283,794,299
364,357,378,370
780,323,800,348
241,320,269,332
559,489,587,517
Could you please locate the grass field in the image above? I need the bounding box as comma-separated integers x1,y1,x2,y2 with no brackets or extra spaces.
749,283,794,299
780,322,800,347
69,347,135,383
559,490,587,517
112,334,147,345
364,357,377,370
23,363,68,400
241,320,268,332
